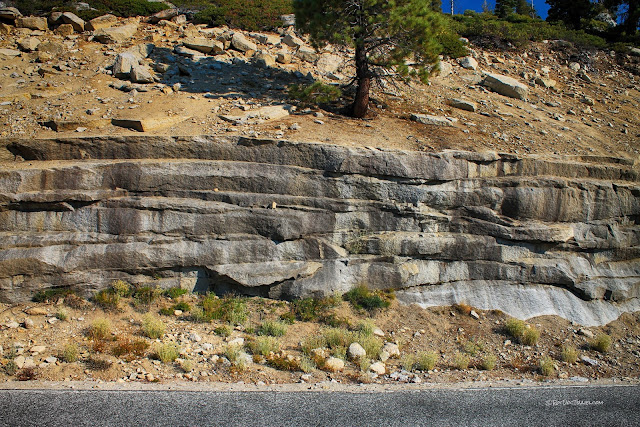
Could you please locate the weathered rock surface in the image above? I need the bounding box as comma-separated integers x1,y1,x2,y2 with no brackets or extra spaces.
1,136,639,326
482,72,529,100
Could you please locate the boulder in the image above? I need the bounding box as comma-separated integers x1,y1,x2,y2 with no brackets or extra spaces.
172,15,187,25
481,72,528,100
130,65,155,83
276,51,291,64
282,33,305,48
0,7,22,21
253,52,276,68
0,48,21,57
231,32,257,53
0,22,11,34
54,24,74,37
48,12,64,26
436,61,453,77
113,52,139,78
183,37,224,54
94,24,138,44
369,362,386,375
280,14,295,27
447,98,477,112
16,16,48,31
296,46,317,63
458,56,478,70
410,114,458,127
251,32,280,45
86,14,117,32
348,342,366,359
381,343,400,358
61,12,84,32
324,357,345,372
17,37,40,52
317,54,342,74
148,8,179,24
535,77,556,88
111,115,190,132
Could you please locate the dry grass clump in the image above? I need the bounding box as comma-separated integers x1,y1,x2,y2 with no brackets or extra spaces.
521,327,541,346
453,352,470,370
61,343,79,363
247,336,281,357
153,343,180,363
539,356,555,376
480,354,497,371
561,345,578,364
88,318,111,341
257,320,288,337
505,318,526,339
112,338,149,359
141,314,166,339
590,334,612,353
453,302,472,316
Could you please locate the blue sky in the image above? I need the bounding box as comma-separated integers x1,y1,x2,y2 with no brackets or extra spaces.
442,0,551,19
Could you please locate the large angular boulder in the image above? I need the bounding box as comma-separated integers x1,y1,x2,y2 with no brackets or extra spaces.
86,14,117,32
410,114,457,127
183,37,224,54
481,72,528,100
0,7,22,21
130,65,154,83
61,12,84,32
15,16,48,31
113,52,140,78
231,32,257,53
148,8,179,24
94,24,138,43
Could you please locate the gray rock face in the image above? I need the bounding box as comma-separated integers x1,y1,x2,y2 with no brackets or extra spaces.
2,136,639,326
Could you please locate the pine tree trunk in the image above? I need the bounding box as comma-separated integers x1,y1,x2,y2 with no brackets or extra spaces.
351,43,370,118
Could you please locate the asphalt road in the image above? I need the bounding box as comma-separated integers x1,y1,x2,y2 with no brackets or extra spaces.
0,385,638,426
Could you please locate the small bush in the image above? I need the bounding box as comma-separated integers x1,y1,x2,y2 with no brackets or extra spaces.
201,294,248,325
539,356,555,376
3,360,17,376
88,318,111,341
61,343,79,363
288,82,342,108
355,320,377,337
321,313,351,328
159,307,174,316
343,285,393,313
521,327,541,346
172,301,191,312
505,318,526,339
56,309,69,321
190,307,208,323
165,287,188,299
111,280,132,297
279,312,296,324
480,354,497,371
301,335,327,356
16,367,38,381
224,344,249,371
561,345,578,364
179,359,194,373
416,352,438,371
356,332,383,359
266,353,300,371
454,303,472,316
32,287,72,303
93,289,120,311
247,336,281,357
401,353,416,371
112,339,149,359
214,325,232,337
591,334,612,353
154,343,180,364
141,314,166,339
86,355,113,371
463,340,482,356
257,320,288,337
64,294,87,309
453,352,470,370
290,296,338,322
133,286,161,307
299,356,316,373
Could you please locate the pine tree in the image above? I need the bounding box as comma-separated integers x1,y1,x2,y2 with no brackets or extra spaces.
546,0,594,29
294,0,445,118
495,0,518,18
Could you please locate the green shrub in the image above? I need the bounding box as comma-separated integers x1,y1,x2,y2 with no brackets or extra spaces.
521,327,541,346
224,344,249,371
56,309,69,321
288,82,342,108
88,318,111,340
190,307,208,323
132,286,161,307
539,356,555,376
179,359,194,373
343,285,393,312
32,287,73,303
437,31,469,58
159,307,174,316
561,345,578,364
154,343,180,363
247,336,281,357
356,332,383,359
453,352,470,370
141,314,166,339
591,334,612,353
299,355,316,373
257,320,288,337
355,320,377,337
301,335,327,356
415,351,438,371
505,318,526,339
463,340,482,356
3,360,18,376
193,0,293,31
401,354,416,371
165,287,188,299
201,294,248,325
480,354,497,371
173,301,191,312
93,289,120,311
214,325,233,337
111,280,132,297
61,343,79,363
290,297,337,322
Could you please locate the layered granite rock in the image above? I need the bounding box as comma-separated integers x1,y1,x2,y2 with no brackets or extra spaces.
1,136,639,325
